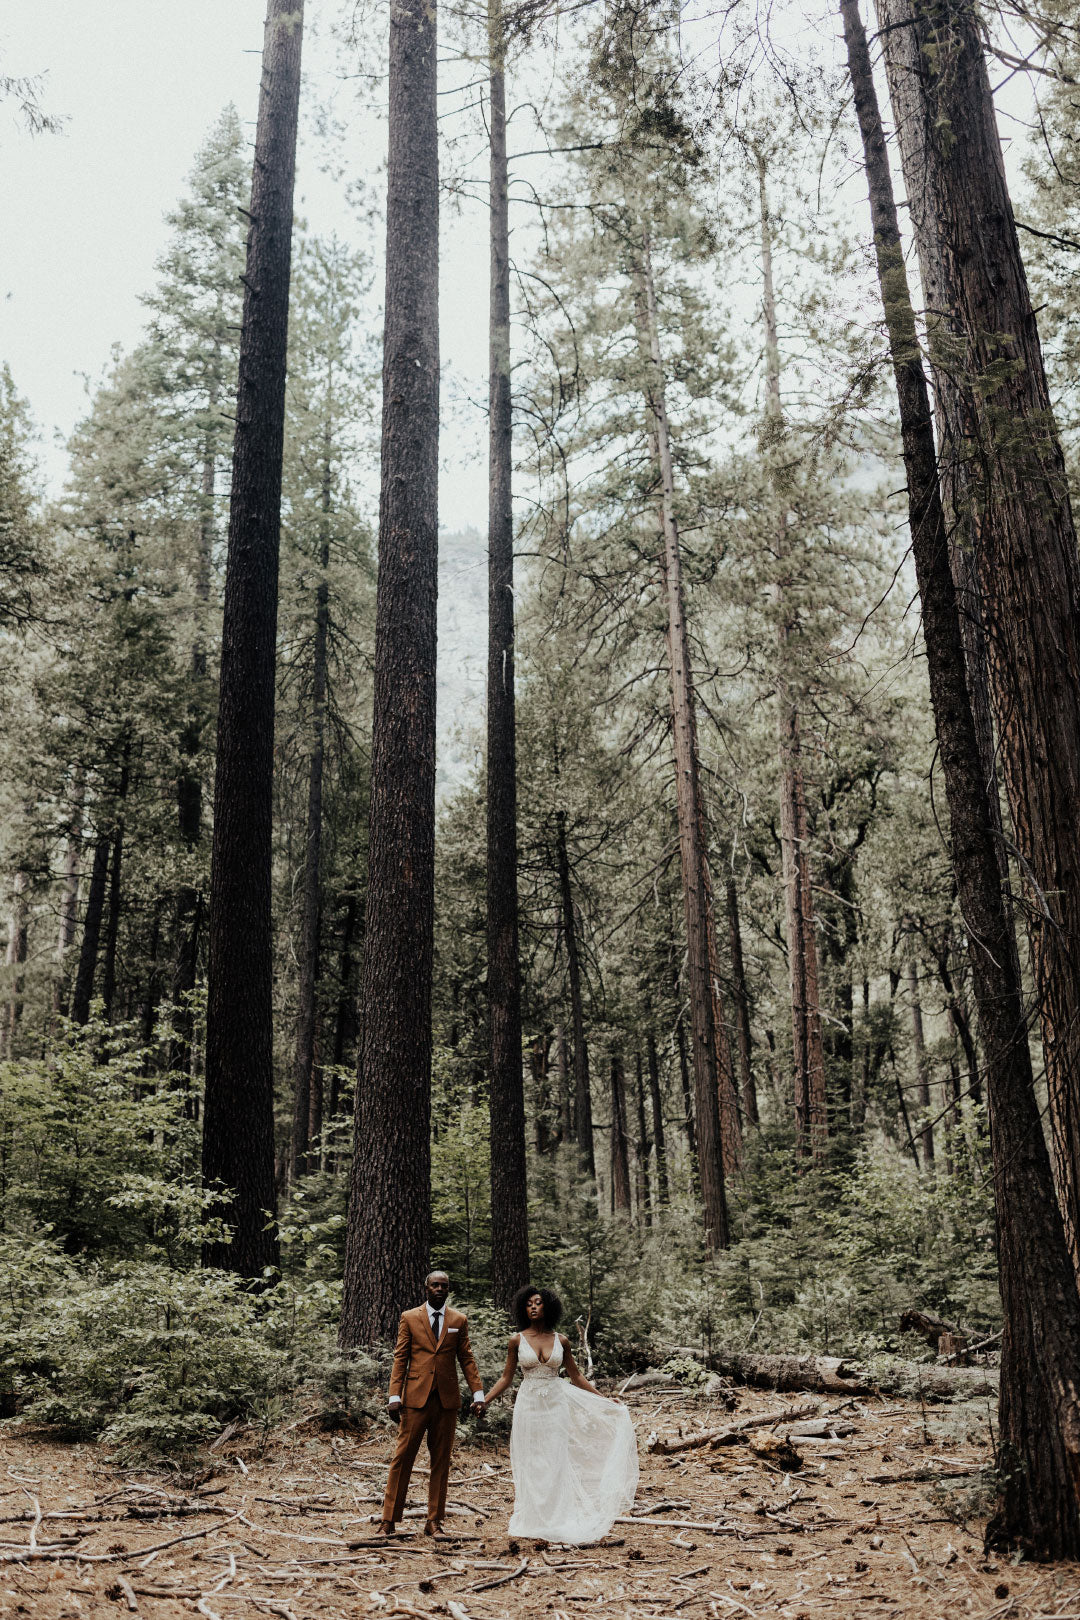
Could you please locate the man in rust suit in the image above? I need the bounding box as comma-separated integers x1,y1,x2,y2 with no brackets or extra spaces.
379,1270,485,1535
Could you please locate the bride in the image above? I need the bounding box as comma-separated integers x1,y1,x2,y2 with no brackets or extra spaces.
483,1284,638,1544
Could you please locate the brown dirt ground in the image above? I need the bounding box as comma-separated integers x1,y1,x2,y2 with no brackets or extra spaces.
1,1382,1073,1620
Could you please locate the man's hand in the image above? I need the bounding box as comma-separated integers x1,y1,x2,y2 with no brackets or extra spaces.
469,1393,486,1421
388,1402,402,1424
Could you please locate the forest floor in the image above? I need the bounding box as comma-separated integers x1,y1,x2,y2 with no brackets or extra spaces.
1,1380,1070,1620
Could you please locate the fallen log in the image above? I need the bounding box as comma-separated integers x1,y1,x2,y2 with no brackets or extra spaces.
665,1349,997,1402
647,1403,819,1455
703,1352,873,1396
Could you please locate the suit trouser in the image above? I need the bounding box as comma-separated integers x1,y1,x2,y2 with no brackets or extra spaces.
382,1391,458,1524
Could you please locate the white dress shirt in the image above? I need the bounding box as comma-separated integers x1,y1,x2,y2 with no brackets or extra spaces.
388,1302,485,1405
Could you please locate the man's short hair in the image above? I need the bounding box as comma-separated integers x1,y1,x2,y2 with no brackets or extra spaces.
426,1270,449,1285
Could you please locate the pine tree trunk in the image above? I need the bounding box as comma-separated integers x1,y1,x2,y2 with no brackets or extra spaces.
289,465,331,1185
555,806,594,1179
339,0,438,1344
331,890,358,1081
71,832,110,1026
756,150,828,1160
908,959,935,1170
877,0,1080,1284
202,0,303,1279
100,771,128,1025
676,1009,696,1165
171,423,217,1076
843,0,1080,1554
646,1028,669,1205
555,1022,573,1143
609,1048,632,1216
2,872,28,1058
54,775,84,1016
486,0,529,1308
726,874,758,1126
638,233,728,1249
634,1050,652,1225
702,841,742,1174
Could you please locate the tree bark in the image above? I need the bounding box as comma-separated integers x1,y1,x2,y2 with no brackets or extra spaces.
843,0,1080,1556
877,0,1080,1287
71,832,109,1026
289,444,331,1185
634,1049,652,1224
339,0,438,1344
637,232,728,1249
755,149,827,1160
54,775,84,1016
555,1021,573,1144
676,1008,696,1166
646,1028,668,1206
202,0,303,1279
485,0,529,1309
555,806,594,1179
2,872,28,1058
908,958,935,1170
609,1047,632,1216
100,750,130,1026
726,874,758,1126
172,412,217,1071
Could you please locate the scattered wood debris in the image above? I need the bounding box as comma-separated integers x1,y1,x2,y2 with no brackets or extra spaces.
0,1379,1056,1620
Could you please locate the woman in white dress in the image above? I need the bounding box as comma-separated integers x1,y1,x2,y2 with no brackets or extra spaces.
483,1285,638,1544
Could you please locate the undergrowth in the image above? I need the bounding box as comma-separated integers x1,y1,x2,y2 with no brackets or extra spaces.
0,1021,1000,1458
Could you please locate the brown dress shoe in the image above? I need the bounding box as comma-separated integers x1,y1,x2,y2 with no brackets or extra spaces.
377,1520,396,1536
424,1518,443,1536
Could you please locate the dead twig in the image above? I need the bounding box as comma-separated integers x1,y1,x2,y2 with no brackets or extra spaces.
466,1556,529,1592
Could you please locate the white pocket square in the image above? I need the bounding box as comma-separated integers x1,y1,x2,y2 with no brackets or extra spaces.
448,1327,459,1333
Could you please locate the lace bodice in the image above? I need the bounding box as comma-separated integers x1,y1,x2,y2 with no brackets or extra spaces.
518,1332,564,1380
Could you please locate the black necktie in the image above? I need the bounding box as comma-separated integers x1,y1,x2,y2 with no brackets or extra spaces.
432,1311,441,1342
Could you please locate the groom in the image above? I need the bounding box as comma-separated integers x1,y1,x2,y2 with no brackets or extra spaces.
379,1270,485,1536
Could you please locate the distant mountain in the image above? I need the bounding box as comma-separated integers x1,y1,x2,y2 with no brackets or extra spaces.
437,527,486,799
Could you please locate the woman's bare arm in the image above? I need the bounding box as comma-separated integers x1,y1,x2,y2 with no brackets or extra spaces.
560,1336,600,1394
483,1335,520,1404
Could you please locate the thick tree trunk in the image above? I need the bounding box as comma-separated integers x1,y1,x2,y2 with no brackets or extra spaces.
726,874,758,1126
877,0,1080,1287
202,0,303,1279
485,0,529,1309
339,0,438,1344
908,959,935,1170
646,1028,669,1205
289,466,331,1185
638,233,728,1249
555,806,594,1179
71,832,110,1026
609,1047,632,1216
756,150,827,1160
843,0,1080,1556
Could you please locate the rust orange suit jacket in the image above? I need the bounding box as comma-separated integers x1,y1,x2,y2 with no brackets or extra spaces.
389,1305,483,1411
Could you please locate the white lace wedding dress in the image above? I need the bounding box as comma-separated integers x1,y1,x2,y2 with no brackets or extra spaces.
508,1333,639,1544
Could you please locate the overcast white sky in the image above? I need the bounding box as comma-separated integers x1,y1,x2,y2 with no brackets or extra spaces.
0,1,492,527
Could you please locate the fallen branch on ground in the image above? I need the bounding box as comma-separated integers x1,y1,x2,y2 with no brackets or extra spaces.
647,1403,819,1454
